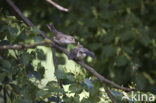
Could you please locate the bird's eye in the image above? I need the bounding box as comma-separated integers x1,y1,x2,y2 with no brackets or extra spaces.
79,51,82,54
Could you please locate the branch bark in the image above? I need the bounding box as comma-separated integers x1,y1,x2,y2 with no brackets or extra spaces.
51,44,63,102
45,0,69,12
6,0,34,26
76,61,135,92
0,41,47,50
51,45,63,88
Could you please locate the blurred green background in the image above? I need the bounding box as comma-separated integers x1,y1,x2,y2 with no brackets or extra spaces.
0,0,156,102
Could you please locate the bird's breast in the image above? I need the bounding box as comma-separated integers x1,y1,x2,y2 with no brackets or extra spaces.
53,37,74,45
76,52,86,59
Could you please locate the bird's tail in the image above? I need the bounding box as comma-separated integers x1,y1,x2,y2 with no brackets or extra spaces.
47,24,57,35
85,51,96,60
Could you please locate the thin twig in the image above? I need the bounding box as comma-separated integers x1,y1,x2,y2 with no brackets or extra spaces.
45,0,68,12
6,1,135,102
102,83,117,103
6,89,11,101
3,86,7,103
51,44,62,102
51,45,63,88
0,41,47,50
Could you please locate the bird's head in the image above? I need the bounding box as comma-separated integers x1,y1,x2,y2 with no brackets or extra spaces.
64,35,75,44
77,42,83,48
77,50,86,59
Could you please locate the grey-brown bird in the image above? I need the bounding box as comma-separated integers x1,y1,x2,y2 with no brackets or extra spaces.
47,24,75,45
68,42,96,60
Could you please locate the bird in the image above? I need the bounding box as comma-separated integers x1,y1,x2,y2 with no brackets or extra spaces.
47,24,75,45
68,42,96,60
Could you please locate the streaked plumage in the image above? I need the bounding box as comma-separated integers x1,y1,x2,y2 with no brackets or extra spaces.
47,24,75,45
68,42,96,60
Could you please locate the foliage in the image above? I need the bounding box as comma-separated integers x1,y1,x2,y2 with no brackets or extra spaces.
0,0,156,102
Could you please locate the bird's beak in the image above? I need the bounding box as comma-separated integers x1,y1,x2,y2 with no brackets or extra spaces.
47,24,51,30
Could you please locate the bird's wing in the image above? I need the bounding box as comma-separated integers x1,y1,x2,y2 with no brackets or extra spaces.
68,49,77,59
55,32,66,39
83,49,96,59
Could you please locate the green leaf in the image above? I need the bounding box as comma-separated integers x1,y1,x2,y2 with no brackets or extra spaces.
0,73,8,82
139,34,150,46
30,51,36,59
33,36,43,42
135,74,147,90
69,84,82,93
46,81,58,87
102,45,117,57
55,69,66,79
1,60,12,69
81,98,92,103
31,26,41,34
88,43,100,51
115,56,128,66
66,73,75,82
123,47,133,54
47,86,65,93
18,30,28,41
36,90,51,100
8,26,18,41
73,94,80,102
120,30,134,42
37,63,45,79
21,53,31,66
88,87,99,95
36,49,46,60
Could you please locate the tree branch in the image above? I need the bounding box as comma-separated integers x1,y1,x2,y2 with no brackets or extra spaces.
51,45,63,88
6,0,50,39
45,0,69,12
51,44,63,102
76,61,136,92
0,41,47,50
6,0,34,26
102,83,117,103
